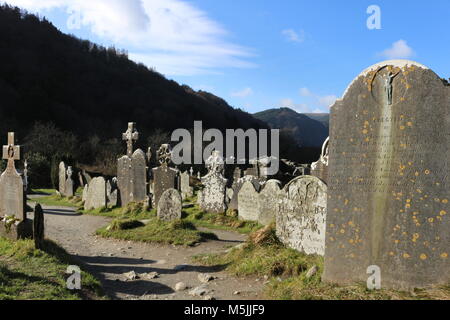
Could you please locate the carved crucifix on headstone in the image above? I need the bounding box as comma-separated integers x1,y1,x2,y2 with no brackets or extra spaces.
3,132,20,170
384,71,399,106
122,122,139,158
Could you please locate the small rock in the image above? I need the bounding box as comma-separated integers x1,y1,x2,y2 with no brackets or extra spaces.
123,271,139,281
175,282,187,291
306,265,318,279
204,295,215,301
141,272,159,280
109,253,114,257
198,273,215,283
189,285,210,297
233,291,240,295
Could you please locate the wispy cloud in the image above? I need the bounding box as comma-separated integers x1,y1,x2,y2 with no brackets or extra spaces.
2,0,256,76
231,87,253,98
380,40,414,60
281,29,305,43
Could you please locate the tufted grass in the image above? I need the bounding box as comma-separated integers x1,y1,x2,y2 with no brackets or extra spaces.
0,237,105,300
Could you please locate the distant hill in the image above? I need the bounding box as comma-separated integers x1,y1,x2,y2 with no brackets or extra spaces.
0,5,267,145
254,108,329,148
303,113,330,128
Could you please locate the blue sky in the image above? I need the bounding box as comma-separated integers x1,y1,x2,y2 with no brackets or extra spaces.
3,0,449,114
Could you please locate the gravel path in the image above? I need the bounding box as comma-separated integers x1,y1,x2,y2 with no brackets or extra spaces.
27,200,264,300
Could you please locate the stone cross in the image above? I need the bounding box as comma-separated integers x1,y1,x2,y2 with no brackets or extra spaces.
122,122,139,157
3,132,20,169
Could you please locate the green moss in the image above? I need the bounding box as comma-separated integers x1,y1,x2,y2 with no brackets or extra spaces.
0,237,105,300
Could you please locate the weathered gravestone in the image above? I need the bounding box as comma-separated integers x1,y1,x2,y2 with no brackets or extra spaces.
157,189,182,222
33,204,45,250
85,177,107,210
107,178,118,207
229,175,261,211
82,185,89,203
180,171,194,200
0,132,32,240
238,181,260,222
117,155,132,206
200,151,228,214
323,60,450,289
132,149,148,203
117,123,144,207
311,137,329,184
58,161,66,195
277,176,327,256
258,180,283,225
64,166,75,197
152,145,180,207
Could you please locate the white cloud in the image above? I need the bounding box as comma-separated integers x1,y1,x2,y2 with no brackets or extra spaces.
231,87,253,98
2,0,255,76
299,87,312,97
380,40,414,60
318,95,337,108
281,29,305,43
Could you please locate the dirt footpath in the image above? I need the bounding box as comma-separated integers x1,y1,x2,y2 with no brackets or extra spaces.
28,201,264,300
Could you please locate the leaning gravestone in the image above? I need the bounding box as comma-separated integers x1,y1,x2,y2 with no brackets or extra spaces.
84,177,107,210
277,176,327,256
323,60,450,289
0,132,32,240
157,189,182,222
58,161,66,195
237,181,260,222
258,180,283,225
200,151,228,214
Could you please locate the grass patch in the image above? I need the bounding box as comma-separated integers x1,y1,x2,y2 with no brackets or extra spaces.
184,200,262,234
97,218,217,246
31,193,82,208
81,201,155,220
0,237,105,300
193,225,450,300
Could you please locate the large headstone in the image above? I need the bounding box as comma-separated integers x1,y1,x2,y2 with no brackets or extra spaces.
200,151,228,214
237,181,260,222
258,180,283,225
132,149,148,202
0,133,32,240
58,161,66,195
323,60,450,289
84,177,107,210
157,189,182,222
277,176,327,256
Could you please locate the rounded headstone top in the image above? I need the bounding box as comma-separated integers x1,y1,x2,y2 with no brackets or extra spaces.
336,60,431,107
